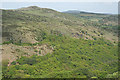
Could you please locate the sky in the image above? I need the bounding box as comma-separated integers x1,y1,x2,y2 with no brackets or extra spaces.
0,0,119,2
1,2,119,14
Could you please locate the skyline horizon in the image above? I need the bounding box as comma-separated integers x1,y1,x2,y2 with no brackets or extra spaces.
1,2,118,14
1,5,117,15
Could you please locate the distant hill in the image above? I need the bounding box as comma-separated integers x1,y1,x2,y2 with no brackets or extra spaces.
63,10,112,15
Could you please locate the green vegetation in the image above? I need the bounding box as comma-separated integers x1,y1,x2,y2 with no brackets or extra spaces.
2,34,118,78
0,62,2,80
2,6,118,78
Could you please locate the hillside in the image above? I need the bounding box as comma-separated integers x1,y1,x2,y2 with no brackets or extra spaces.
2,6,118,43
2,6,118,78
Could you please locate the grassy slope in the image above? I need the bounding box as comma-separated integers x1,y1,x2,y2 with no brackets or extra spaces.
2,6,118,78
2,6,118,43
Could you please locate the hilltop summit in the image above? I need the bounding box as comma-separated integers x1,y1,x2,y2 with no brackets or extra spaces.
27,6,40,9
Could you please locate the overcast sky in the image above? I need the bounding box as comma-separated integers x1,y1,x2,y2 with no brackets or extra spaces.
0,0,119,2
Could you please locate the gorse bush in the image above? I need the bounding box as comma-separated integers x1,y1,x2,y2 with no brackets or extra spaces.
2,34,118,78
